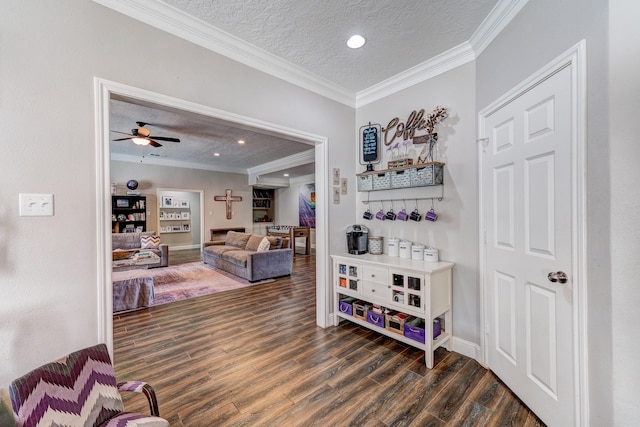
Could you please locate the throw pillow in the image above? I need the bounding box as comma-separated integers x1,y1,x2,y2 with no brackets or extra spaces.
140,234,160,249
245,234,264,251
266,236,282,250
225,231,252,248
257,237,271,252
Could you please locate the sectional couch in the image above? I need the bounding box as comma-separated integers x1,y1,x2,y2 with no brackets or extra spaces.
112,231,169,271
203,231,293,282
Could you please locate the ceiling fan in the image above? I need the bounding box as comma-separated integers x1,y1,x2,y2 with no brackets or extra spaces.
112,121,180,147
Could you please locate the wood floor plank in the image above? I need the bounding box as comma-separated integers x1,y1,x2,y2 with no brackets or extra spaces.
113,255,544,426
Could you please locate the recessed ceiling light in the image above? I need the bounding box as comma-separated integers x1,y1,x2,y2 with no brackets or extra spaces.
283,173,289,177
347,35,366,49
214,152,220,157
238,139,245,144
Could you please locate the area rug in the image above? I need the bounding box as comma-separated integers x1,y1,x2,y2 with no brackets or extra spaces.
112,262,274,307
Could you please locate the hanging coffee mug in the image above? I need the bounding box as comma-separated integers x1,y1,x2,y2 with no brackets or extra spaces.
385,209,397,221
363,209,373,220
425,208,438,222
397,208,409,221
375,209,386,220
410,208,422,222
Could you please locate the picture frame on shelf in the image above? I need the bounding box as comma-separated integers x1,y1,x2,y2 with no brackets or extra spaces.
115,198,129,208
181,212,190,219
179,200,190,208
172,224,182,231
182,223,190,232
135,226,143,232
162,196,173,207
159,211,166,219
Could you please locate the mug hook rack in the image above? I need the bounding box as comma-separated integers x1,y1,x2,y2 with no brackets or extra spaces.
362,195,443,205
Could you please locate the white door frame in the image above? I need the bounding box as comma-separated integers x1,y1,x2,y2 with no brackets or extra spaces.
477,40,588,425
94,78,330,351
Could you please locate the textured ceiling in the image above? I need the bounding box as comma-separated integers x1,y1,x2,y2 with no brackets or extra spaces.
160,0,499,92
109,0,502,178
110,97,315,178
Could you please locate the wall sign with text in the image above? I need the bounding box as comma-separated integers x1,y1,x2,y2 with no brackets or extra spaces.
359,123,381,171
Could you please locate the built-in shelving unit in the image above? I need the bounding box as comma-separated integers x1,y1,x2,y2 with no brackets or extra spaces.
159,198,191,234
253,188,274,223
112,195,146,233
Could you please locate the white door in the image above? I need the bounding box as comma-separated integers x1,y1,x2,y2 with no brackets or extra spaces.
482,65,575,426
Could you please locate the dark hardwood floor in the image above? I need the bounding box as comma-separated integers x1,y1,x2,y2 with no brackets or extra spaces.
113,255,544,426
169,248,203,265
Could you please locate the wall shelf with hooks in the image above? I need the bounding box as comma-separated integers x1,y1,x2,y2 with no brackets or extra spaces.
362,195,443,205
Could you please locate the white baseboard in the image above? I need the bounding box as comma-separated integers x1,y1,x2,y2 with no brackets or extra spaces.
450,336,483,366
169,244,201,251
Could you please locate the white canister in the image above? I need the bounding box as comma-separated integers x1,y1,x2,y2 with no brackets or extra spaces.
368,236,383,255
399,240,412,259
411,244,425,260
424,247,439,262
388,237,399,257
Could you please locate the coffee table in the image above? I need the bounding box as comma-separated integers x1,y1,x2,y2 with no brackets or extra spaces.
112,251,160,272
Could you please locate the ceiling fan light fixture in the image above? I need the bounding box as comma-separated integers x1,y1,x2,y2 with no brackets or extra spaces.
132,137,150,145
347,35,366,49
238,139,245,145
214,152,220,157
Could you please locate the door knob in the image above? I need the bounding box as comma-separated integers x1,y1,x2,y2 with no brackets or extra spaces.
548,271,568,284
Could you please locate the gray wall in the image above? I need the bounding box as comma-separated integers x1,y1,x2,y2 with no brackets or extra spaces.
111,160,252,244
356,63,479,345
610,1,640,425
0,0,354,387
476,0,612,423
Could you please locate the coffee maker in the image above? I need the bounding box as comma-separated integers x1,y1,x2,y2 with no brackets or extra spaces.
346,224,369,255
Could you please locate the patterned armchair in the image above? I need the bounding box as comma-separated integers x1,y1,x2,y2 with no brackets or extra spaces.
9,344,168,427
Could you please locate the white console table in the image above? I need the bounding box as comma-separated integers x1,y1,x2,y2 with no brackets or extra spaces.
332,253,453,368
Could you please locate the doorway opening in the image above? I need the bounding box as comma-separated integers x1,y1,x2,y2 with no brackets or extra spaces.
95,78,329,352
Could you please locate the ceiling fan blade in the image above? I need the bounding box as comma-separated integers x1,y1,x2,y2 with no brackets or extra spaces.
112,137,133,141
111,130,134,136
149,139,163,148
150,136,180,142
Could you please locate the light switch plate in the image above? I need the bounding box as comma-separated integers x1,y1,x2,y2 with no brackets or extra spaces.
19,193,54,216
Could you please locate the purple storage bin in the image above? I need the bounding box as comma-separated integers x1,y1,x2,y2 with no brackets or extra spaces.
367,311,386,328
404,318,442,344
404,320,426,343
433,318,442,339
339,300,353,316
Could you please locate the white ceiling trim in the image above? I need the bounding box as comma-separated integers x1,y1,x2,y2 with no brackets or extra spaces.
92,0,355,106
469,0,530,56
355,41,476,108
93,0,527,108
111,152,247,173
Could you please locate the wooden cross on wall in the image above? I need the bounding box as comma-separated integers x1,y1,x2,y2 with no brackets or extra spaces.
214,189,243,219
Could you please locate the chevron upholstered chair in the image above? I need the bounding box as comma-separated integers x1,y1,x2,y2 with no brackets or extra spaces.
9,343,169,427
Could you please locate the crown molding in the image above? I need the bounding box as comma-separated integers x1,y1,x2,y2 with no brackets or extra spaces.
469,0,530,56
355,41,476,108
93,0,526,110
92,0,355,107
354,0,528,107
